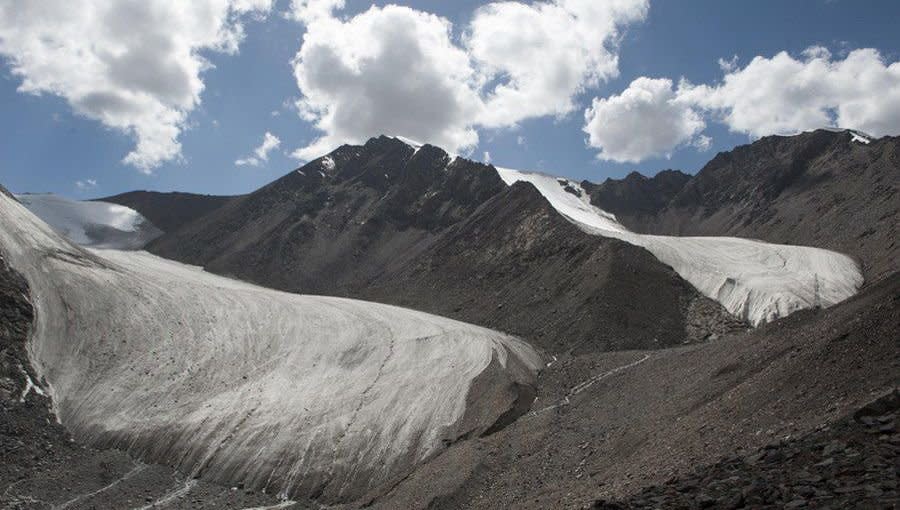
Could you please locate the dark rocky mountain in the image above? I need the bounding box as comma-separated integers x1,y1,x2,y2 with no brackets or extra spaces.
148,136,741,353
358,181,742,353
98,190,234,233
585,129,899,283
580,169,690,230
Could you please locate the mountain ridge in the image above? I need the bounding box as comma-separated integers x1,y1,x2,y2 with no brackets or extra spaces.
97,190,234,233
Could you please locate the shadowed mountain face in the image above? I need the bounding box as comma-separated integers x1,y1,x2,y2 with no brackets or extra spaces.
580,169,691,230
584,130,899,283
99,190,234,233
148,136,741,353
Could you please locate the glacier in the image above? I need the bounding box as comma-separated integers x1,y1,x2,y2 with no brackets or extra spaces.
0,191,541,502
495,167,863,326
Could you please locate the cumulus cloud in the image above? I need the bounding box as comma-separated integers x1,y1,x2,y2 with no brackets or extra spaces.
681,47,900,138
583,77,706,163
235,131,281,166
0,0,272,173
289,4,484,161
287,0,648,160
466,0,649,127
287,0,345,23
584,46,900,162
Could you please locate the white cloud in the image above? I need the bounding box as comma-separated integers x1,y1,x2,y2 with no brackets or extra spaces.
466,0,649,127
75,179,98,190
289,4,483,161
287,0,648,160
0,0,272,173
693,134,712,151
583,77,706,163
681,47,900,138
483,151,492,163
287,0,345,23
236,131,281,167
583,46,900,163
717,55,738,72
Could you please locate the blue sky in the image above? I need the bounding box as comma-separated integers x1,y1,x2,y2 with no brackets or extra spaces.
1,0,899,198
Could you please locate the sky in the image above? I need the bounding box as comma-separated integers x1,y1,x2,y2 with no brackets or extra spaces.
1,0,898,198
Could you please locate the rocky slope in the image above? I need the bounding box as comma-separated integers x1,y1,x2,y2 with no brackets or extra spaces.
99,190,234,233
593,390,899,509
148,136,740,353
585,129,899,283
367,271,899,509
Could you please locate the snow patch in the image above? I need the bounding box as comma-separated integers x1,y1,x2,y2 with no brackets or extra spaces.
851,132,871,144
321,156,336,171
497,167,863,326
18,365,46,403
819,127,873,144
393,135,423,154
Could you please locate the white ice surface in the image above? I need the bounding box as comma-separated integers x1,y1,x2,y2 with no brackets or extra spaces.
496,167,863,325
0,192,541,500
14,193,160,249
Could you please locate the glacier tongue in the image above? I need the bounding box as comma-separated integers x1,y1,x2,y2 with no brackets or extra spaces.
496,167,863,326
0,191,541,502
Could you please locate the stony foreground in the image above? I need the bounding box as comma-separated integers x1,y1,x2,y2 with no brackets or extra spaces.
593,391,900,509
